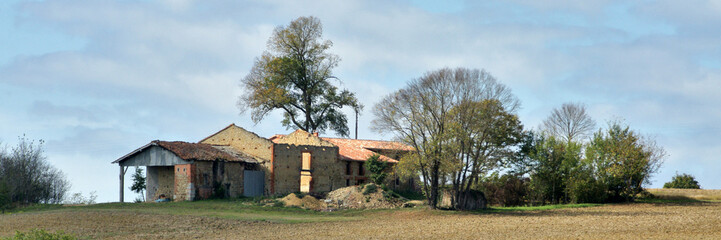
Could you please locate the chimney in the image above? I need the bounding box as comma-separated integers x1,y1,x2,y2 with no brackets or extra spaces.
313,132,319,137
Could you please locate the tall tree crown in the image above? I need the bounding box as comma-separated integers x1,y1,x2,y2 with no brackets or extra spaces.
239,16,360,136
542,102,596,142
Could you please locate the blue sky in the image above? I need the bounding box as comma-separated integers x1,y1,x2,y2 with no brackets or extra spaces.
1,0,720,202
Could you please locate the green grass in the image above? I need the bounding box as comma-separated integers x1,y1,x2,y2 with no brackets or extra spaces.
2,204,64,215
5,199,368,224
4,198,604,224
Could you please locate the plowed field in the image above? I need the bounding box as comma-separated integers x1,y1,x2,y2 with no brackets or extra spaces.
2,196,720,239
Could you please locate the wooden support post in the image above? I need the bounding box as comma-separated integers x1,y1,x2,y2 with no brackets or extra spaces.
119,165,127,203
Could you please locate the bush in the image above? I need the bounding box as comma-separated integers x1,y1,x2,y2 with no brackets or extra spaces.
482,174,529,207
6,228,75,240
365,154,388,185
363,184,378,195
293,192,306,199
565,169,606,203
663,173,701,189
65,191,98,205
211,182,227,199
272,200,285,207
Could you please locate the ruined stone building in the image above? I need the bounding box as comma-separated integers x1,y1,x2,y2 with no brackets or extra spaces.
114,123,414,202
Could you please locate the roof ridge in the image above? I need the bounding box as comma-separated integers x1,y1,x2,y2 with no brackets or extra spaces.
198,123,237,143
320,136,406,143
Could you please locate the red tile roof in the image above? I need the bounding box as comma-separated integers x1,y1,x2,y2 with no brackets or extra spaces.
113,140,258,164
155,141,257,163
322,138,412,163
269,134,414,163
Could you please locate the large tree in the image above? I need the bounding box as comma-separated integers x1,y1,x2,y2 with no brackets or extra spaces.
373,67,521,209
542,102,596,142
239,16,361,136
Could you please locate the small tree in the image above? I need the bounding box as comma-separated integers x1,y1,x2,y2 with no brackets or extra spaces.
663,173,700,189
365,154,388,185
130,168,146,202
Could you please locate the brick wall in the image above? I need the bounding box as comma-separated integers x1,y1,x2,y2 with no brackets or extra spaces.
174,164,193,201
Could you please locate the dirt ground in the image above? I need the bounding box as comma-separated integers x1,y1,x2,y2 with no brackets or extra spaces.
2,201,721,239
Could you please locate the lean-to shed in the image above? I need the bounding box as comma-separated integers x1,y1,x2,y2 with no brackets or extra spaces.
113,140,262,202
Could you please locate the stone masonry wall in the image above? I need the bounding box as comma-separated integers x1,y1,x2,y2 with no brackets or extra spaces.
200,124,272,195
146,166,174,201
193,161,245,199
272,143,343,194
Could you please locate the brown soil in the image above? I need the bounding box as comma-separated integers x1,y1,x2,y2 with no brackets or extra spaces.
2,202,721,239
279,193,326,210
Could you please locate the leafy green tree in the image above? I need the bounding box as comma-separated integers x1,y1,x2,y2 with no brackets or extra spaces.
373,67,520,209
585,122,665,202
447,99,523,209
663,173,700,189
365,154,388,185
239,16,361,136
130,168,146,202
524,135,583,204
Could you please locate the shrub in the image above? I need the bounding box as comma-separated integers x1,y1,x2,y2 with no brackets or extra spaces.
293,192,306,199
482,174,529,207
6,228,75,240
365,154,388,185
272,200,285,208
363,184,378,195
663,173,701,189
565,169,607,203
211,181,228,199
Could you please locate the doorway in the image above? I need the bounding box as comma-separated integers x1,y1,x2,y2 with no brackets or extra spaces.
300,152,312,192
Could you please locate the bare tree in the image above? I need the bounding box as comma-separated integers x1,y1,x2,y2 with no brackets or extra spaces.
542,102,596,142
0,136,69,205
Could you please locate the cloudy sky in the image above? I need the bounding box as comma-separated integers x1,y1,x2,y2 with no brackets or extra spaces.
2,0,720,202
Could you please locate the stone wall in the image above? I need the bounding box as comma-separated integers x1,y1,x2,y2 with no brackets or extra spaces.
341,160,369,186
200,124,273,160
146,166,174,201
200,124,273,195
272,143,343,195
193,161,245,199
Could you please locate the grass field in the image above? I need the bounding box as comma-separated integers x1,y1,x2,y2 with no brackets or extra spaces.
2,189,721,239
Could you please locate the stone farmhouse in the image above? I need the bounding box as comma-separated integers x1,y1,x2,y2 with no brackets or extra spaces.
113,124,414,202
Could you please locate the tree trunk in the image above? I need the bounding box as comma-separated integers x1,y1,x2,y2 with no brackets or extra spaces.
430,159,440,209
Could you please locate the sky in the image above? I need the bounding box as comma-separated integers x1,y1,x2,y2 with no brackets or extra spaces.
1,0,720,203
